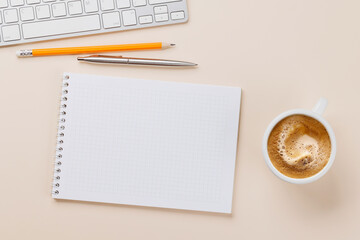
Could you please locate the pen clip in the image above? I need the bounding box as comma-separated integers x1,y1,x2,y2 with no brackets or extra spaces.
88,55,123,58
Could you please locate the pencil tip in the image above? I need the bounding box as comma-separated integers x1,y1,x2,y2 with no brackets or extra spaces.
162,43,176,49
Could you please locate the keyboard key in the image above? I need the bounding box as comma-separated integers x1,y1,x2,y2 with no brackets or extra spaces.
116,0,129,9
100,0,114,11
10,0,24,6
68,1,83,15
122,9,136,26
52,2,66,17
149,0,179,4
0,0,8,8
139,15,152,24
0,12,2,24
43,0,55,2
102,11,120,29
154,5,167,14
171,11,184,20
155,13,168,22
84,0,98,13
2,24,20,41
26,0,40,4
22,14,101,39
4,9,18,23
36,5,50,19
20,7,35,21
132,0,145,7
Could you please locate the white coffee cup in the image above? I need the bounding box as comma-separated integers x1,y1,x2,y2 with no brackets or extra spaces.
262,98,337,184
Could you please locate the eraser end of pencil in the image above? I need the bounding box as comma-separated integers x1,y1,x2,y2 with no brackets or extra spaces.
16,50,33,57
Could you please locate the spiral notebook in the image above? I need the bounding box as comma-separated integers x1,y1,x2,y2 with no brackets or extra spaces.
52,73,241,213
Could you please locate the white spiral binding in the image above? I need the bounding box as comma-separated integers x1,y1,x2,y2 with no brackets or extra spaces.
52,75,69,196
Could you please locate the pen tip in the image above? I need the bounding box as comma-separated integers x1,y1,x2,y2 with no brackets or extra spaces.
77,57,85,61
170,43,176,47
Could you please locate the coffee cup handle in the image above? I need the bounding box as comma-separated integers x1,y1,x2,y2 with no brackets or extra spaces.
312,98,328,115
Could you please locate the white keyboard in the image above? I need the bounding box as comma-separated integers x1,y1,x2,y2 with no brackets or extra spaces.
0,0,188,46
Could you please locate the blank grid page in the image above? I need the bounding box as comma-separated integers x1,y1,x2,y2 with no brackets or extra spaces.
53,73,241,213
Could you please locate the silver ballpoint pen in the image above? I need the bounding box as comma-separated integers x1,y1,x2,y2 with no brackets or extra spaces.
77,55,198,67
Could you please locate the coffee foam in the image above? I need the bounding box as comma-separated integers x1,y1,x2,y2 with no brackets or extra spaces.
267,115,331,179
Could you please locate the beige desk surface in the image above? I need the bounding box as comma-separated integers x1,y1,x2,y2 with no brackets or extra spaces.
1,0,360,239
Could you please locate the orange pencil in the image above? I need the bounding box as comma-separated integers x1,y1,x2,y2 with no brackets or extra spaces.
16,42,175,57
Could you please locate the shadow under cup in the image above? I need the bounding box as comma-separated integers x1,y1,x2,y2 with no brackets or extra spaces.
262,109,337,184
